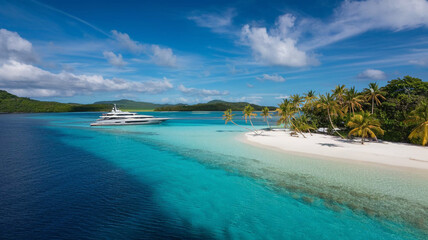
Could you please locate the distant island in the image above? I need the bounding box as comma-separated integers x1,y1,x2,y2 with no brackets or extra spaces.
94,99,168,110
0,90,272,113
154,100,275,111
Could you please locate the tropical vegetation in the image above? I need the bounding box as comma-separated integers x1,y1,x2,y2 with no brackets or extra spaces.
260,106,272,129
405,100,428,146
155,100,274,111
347,111,384,144
222,76,427,146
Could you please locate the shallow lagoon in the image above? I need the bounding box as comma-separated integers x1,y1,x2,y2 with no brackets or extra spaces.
1,112,427,239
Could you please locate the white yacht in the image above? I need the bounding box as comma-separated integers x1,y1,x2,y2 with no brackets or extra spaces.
90,104,168,126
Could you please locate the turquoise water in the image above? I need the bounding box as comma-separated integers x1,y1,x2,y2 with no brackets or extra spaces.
2,112,428,239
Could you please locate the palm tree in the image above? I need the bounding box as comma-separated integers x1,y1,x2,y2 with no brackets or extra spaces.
347,111,384,144
303,90,317,110
261,106,272,130
317,93,345,138
223,109,253,131
293,115,315,135
332,85,347,105
344,87,364,116
243,104,259,134
405,100,428,146
291,94,304,114
276,99,306,138
364,82,386,114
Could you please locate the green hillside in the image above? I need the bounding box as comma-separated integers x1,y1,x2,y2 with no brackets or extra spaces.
154,100,275,111
0,90,275,113
94,99,169,110
0,90,110,113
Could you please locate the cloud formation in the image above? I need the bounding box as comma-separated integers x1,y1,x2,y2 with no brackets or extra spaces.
0,29,173,97
257,74,286,82
241,22,309,67
297,0,428,49
0,29,37,63
178,84,229,96
409,59,428,66
111,30,178,67
188,9,236,33
0,60,173,97
234,0,428,68
103,51,127,67
151,45,177,67
357,69,386,80
111,30,144,54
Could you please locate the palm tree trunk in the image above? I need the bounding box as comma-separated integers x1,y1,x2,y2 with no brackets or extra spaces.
327,108,345,139
231,120,253,132
266,118,271,130
371,97,374,114
249,119,261,135
361,135,364,144
290,119,306,138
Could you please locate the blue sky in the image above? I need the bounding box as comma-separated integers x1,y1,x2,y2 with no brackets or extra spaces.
0,0,427,105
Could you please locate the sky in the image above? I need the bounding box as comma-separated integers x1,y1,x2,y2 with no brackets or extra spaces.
0,0,427,105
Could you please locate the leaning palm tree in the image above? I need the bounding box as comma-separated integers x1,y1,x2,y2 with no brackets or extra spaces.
347,111,384,144
243,104,259,134
276,99,306,138
344,87,364,116
261,106,272,130
364,82,386,114
405,100,428,146
317,93,345,138
293,115,315,135
332,84,347,105
223,109,253,132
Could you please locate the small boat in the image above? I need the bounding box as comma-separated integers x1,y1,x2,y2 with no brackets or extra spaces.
90,104,168,126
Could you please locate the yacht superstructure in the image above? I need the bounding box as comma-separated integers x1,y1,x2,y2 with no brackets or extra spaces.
90,104,168,126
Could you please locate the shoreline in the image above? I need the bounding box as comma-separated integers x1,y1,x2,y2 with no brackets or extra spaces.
243,129,428,171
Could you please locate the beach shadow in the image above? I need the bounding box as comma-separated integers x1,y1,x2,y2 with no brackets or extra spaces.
318,143,340,147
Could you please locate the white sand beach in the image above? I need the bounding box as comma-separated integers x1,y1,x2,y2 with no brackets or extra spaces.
244,129,428,170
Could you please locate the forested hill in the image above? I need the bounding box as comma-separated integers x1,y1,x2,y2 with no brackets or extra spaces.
0,90,274,113
0,90,110,113
93,99,168,110
154,100,275,111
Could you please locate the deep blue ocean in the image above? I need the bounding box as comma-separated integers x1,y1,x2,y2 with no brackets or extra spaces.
1,112,427,240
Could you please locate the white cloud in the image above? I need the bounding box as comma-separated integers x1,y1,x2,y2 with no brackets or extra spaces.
241,23,309,67
0,60,173,97
188,9,236,33
178,84,229,96
0,29,37,63
275,95,289,99
151,45,177,67
232,96,263,104
257,74,286,82
246,83,254,88
238,0,428,67
111,30,178,67
103,51,127,67
357,69,386,80
301,0,428,49
111,30,144,54
409,59,428,66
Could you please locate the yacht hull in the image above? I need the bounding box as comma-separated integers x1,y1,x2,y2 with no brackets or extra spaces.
90,104,168,126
